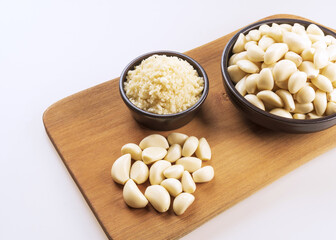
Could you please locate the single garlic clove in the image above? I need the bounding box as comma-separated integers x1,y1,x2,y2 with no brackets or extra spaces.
163,165,184,179
245,73,259,94
273,60,297,84
296,86,316,103
192,166,215,183
121,143,142,161
227,65,247,84
182,136,199,157
257,90,283,108
246,44,265,62
258,35,275,51
237,59,259,73
264,43,289,64
293,102,314,114
229,51,248,66
181,171,196,193
130,160,149,184
313,90,327,116
327,45,336,61
275,90,295,112
311,74,333,93
257,68,274,91
244,41,257,51
164,144,182,163
160,178,183,197
149,160,171,185
111,154,131,185
284,51,302,67
269,108,293,118
139,134,169,149
195,137,211,161
247,29,261,41
327,89,336,102
235,76,247,96
145,185,170,213
307,24,325,36
142,147,167,165
298,61,319,79
173,193,195,216
232,33,246,53
167,132,188,146
282,31,311,54
244,94,265,110
307,112,322,119
293,113,306,119
288,71,307,94
176,157,202,173
301,48,315,62
123,179,148,208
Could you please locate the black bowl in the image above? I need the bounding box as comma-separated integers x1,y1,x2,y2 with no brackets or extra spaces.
221,18,336,133
119,50,209,131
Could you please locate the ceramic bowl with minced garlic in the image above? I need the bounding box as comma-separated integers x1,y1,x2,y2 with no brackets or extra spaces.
221,18,336,133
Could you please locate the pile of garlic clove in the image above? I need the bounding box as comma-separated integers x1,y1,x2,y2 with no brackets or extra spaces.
228,22,336,119
111,133,214,215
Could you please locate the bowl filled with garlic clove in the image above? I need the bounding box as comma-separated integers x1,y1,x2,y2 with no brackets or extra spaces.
221,18,336,133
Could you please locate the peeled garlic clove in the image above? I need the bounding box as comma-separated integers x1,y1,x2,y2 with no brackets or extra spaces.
139,134,169,149
258,35,275,51
259,24,271,35
192,166,214,183
269,108,293,118
245,74,259,94
296,86,316,103
229,51,248,66
227,65,246,84
167,132,188,146
232,33,246,53
284,51,302,67
288,71,307,94
145,185,170,213
298,61,319,79
163,165,184,179
257,68,274,90
283,31,311,54
176,157,202,173
235,76,247,96
123,179,148,208
314,48,329,69
161,178,183,197
294,102,314,114
195,137,211,161
111,154,131,185
307,112,322,119
312,40,327,50
301,48,315,61
257,90,283,108
181,171,196,193
280,23,292,32
268,24,283,42
292,23,306,35
326,102,336,115
245,94,265,110
307,24,324,36
173,193,195,216
311,74,333,93
275,90,295,112
313,90,327,116
182,136,199,157
142,147,167,165
244,41,257,51
130,160,149,184
293,113,306,119
325,35,336,45
237,60,259,73
247,29,261,41
246,44,265,62
273,60,297,84
264,43,289,64
322,63,336,82
121,143,142,161
149,160,171,185
164,144,182,163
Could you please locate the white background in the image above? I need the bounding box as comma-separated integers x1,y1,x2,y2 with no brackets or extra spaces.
1,0,336,239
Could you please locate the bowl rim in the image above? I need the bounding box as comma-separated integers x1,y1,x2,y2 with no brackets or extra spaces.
221,18,336,125
119,50,209,119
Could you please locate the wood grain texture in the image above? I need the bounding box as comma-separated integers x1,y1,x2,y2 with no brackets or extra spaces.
43,14,336,240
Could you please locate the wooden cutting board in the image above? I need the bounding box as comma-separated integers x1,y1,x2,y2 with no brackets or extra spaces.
43,14,336,240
